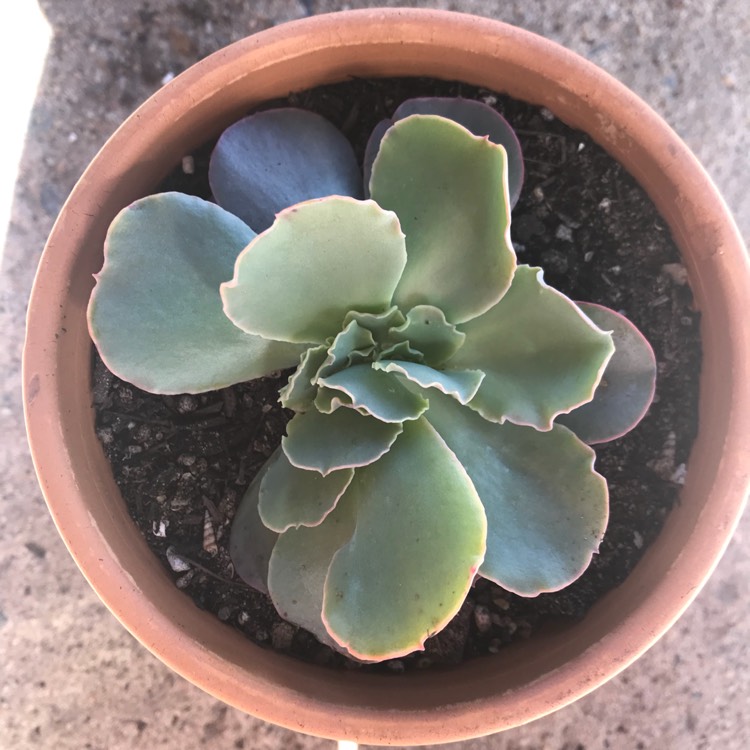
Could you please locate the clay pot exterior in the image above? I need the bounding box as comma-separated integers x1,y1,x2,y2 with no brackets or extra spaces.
23,9,750,745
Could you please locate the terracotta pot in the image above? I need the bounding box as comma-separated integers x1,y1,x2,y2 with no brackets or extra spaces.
23,9,750,745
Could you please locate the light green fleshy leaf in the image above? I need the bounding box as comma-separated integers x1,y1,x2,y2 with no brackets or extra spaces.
387,305,466,365
282,407,403,476
278,344,329,411
319,364,429,423
268,490,358,651
347,349,376,366
229,454,280,594
373,360,484,405
421,386,608,596
88,193,305,394
316,320,376,380
390,97,525,208
221,197,407,344
322,418,487,661
314,386,353,414
258,450,354,533
450,265,615,430
364,98,525,208
557,303,657,444
343,306,406,343
370,115,516,324
377,340,424,363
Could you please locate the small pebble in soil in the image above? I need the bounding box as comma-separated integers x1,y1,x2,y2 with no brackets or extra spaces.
670,463,688,485
177,394,197,414
474,604,492,634
175,570,195,589
217,606,232,622
662,262,689,286
166,546,190,573
271,622,296,651
648,430,678,480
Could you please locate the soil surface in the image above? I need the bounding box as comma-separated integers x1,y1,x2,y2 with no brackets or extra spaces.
93,77,701,673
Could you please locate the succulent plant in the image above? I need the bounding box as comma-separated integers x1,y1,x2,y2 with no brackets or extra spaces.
88,97,656,662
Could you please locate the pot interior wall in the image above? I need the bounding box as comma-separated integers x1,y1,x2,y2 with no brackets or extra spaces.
25,10,749,743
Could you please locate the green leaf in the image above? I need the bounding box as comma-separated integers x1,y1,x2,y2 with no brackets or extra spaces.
222,197,407,344
373,360,484,405
557,303,657,443
387,304,466,365
450,265,615,430
322,418,487,661
391,98,525,208
88,193,305,394
365,98,525,208
278,344,329,411
421,387,608,596
229,454,280,594
316,320,376,380
258,450,354,533
282,407,403,476
377,340,425,363
268,490,358,651
370,115,516,324
319,364,429,423
313,386,353,414
209,108,362,233
342,306,406,342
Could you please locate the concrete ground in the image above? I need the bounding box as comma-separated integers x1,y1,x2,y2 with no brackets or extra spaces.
1,0,748,747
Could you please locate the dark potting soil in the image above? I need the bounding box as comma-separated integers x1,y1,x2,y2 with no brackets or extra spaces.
92,77,701,672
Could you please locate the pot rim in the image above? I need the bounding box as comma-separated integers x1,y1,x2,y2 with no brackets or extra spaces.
23,8,750,744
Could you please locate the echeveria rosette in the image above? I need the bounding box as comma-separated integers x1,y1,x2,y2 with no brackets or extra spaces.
86,99,657,663
222,112,616,658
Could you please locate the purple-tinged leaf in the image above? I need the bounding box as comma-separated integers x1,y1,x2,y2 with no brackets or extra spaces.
230,454,279,594
363,118,392,198
209,108,362,233
557,303,657,443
